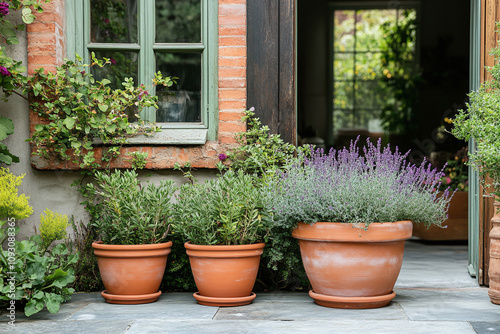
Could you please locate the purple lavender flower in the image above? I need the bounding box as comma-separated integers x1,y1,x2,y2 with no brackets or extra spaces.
219,153,228,161
137,89,149,101
0,66,11,76
0,2,9,16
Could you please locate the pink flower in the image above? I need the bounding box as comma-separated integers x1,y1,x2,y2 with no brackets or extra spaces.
0,66,11,76
446,177,452,184
218,153,227,161
110,58,116,65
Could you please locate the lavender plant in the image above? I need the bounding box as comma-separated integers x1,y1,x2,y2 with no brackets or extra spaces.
270,138,452,228
264,138,454,281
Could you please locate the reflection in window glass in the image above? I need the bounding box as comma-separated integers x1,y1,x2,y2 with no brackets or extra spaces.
156,0,201,43
90,0,138,43
91,51,139,89
156,53,201,122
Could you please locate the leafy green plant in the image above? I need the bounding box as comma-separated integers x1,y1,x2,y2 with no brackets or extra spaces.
126,151,149,170
0,167,32,222
0,229,77,317
226,108,307,177
452,32,500,198
38,209,70,250
83,169,175,245
173,169,272,245
0,0,50,164
24,54,174,169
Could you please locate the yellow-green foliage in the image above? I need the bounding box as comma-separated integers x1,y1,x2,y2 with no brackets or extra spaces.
39,209,69,249
0,167,33,220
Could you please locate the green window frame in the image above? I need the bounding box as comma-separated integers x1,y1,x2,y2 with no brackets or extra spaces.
65,0,218,143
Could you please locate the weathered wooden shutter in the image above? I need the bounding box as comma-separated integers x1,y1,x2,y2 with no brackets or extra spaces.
246,0,296,144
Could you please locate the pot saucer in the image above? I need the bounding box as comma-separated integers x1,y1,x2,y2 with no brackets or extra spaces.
101,290,162,304
309,290,396,309
193,292,256,307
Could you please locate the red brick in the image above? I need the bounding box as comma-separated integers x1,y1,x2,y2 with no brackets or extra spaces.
219,78,246,89
219,89,246,100
219,4,246,17
219,121,246,133
219,111,245,122
220,0,246,4
219,26,246,36
219,46,246,57
219,67,246,79
219,57,246,68
219,15,246,26
218,133,238,144
219,36,246,47
219,100,247,110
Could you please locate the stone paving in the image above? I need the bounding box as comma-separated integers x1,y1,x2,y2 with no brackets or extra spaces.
2,240,500,334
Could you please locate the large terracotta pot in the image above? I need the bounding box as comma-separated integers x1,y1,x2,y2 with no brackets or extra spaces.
413,191,468,241
92,241,172,304
292,221,413,309
489,202,500,305
185,242,265,307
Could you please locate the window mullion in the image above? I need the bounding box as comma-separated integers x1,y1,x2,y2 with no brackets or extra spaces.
139,0,156,121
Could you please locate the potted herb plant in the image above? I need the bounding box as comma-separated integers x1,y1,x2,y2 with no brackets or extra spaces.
414,147,469,241
267,138,453,309
173,169,272,307
452,34,500,305
85,169,175,304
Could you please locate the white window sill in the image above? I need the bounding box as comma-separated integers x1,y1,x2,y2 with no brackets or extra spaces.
125,128,208,145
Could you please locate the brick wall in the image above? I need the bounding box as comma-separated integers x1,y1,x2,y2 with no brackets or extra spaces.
27,0,247,170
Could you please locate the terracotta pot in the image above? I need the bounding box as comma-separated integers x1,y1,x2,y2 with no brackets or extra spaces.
489,202,500,305
185,242,265,307
413,191,468,241
92,241,172,304
292,221,413,309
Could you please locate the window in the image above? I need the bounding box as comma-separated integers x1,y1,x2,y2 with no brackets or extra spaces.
66,0,218,143
331,3,418,140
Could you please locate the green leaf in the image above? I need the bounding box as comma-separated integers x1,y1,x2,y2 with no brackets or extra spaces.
0,116,14,141
64,117,75,130
105,124,117,133
22,8,35,24
98,104,109,112
45,293,63,313
25,298,44,317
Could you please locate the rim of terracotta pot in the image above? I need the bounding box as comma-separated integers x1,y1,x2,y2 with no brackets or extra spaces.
192,292,256,307
92,241,173,258
292,221,413,242
184,242,265,258
101,290,162,305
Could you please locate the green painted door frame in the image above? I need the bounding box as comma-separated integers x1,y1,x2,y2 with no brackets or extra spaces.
468,0,481,279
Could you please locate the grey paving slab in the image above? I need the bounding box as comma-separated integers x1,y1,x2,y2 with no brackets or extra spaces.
0,320,132,334
126,320,476,334
396,288,500,321
471,321,500,333
396,241,477,289
214,300,407,321
67,299,217,321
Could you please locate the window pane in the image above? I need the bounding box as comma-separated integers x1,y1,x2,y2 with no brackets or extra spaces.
91,51,139,89
334,53,354,81
355,9,395,51
156,53,201,122
334,10,354,52
156,0,201,43
334,81,354,110
354,52,383,80
90,0,138,43
355,81,386,110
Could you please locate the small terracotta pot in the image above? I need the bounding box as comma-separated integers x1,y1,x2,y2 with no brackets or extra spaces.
489,202,500,305
185,242,265,307
292,221,413,309
92,241,172,304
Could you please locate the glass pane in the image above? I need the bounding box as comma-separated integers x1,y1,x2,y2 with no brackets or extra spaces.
156,53,201,122
333,109,354,130
355,9,396,51
334,10,355,52
156,0,201,43
90,0,138,43
355,81,386,110
354,52,383,80
334,53,354,81
334,81,353,110
91,51,139,89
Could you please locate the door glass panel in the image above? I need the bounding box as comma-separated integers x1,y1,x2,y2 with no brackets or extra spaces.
90,0,138,43
91,51,139,89
156,52,202,122
156,0,201,43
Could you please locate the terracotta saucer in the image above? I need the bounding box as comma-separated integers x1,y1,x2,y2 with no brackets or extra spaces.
193,292,256,307
101,290,162,304
309,290,396,309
